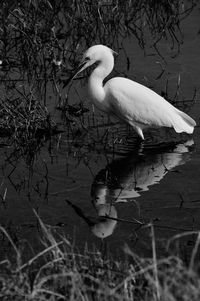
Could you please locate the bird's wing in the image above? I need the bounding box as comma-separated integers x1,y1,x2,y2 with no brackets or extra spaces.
105,77,175,128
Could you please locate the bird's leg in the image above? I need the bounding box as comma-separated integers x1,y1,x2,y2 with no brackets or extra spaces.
128,130,145,154
100,239,108,259
134,126,144,140
132,136,144,155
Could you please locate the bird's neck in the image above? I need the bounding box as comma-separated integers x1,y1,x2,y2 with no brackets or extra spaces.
88,56,114,105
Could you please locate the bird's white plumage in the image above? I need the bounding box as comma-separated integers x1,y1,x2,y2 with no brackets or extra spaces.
105,77,195,137
75,45,196,139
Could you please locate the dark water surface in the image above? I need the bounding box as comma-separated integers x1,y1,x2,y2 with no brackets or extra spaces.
0,3,200,259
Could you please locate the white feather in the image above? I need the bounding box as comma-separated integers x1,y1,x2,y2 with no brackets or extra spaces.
105,77,195,136
75,45,196,140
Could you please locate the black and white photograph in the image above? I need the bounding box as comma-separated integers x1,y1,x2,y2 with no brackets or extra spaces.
0,0,199,300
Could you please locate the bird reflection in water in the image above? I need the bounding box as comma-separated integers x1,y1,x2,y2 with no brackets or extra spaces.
67,140,194,239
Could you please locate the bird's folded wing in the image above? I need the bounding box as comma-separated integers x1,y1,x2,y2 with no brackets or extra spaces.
105,77,174,128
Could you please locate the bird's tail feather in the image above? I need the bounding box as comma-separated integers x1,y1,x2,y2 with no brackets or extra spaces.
173,109,196,134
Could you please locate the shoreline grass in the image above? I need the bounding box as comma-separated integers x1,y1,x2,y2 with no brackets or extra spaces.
1,213,200,300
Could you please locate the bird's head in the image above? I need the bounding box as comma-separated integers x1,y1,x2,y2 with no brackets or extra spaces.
73,45,117,78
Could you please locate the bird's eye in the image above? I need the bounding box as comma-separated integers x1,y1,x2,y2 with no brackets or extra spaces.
85,56,90,61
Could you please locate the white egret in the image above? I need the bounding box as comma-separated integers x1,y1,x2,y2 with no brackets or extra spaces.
74,45,196,140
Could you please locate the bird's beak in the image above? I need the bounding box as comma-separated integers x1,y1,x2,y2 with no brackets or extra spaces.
70,58,92,82
63,57,96,87
75,59,89,75
112,50,118,57
62,59,89,87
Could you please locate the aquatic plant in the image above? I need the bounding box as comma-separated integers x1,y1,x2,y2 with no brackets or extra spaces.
1,213,200,300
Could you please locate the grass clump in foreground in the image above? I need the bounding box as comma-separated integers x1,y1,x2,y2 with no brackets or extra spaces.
1,213,200,300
